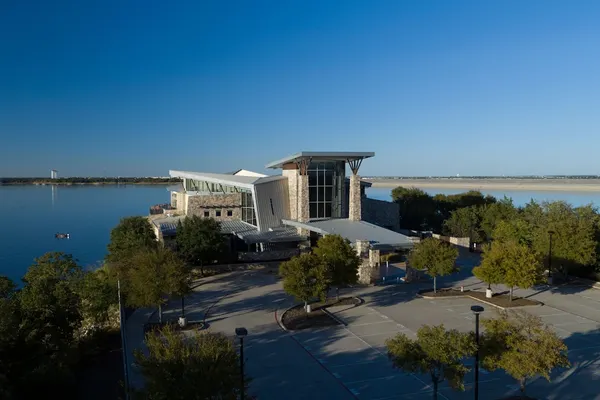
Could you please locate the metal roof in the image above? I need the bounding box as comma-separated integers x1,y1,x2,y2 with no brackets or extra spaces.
169,170,285,190
236,227,307,244
265,152,375,169
282,218,413,250
151,216,257,237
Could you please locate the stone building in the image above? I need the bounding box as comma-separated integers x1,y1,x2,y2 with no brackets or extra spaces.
151,151,411,263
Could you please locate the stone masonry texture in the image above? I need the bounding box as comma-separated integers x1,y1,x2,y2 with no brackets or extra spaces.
349,174,361,221
297,174,309,223
186,193,242,221
282,169,298,220
362,197,400,231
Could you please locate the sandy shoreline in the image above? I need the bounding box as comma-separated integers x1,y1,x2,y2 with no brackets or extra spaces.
368,179,600,193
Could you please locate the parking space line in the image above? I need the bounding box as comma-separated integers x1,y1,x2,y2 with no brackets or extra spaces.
344,374,398,385
329,360,384,368
352,320,396,327
358,330,408,338
538,313,568,317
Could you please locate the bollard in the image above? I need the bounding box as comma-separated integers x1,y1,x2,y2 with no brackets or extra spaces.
460,286,464,292
383,277,386,284
397,277,400,283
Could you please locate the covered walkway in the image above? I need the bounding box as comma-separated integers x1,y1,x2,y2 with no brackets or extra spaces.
282,218,413,250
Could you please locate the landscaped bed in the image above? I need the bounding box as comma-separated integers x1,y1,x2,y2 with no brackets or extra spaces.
143,321,205,335
418,288,541,308
281,297,360,330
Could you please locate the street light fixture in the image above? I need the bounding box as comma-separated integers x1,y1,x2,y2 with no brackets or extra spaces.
235,327,248,400
470,305,485,400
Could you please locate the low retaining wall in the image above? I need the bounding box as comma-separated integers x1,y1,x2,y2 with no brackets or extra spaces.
431,233,470,248
238,248,300,262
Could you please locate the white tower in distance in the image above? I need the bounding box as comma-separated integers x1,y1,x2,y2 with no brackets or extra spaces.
51,169,58,179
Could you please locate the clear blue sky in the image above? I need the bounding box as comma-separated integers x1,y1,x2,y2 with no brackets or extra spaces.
1,0,600,177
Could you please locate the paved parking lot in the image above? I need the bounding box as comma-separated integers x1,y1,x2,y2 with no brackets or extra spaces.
130,266,600,400
294,291,600,400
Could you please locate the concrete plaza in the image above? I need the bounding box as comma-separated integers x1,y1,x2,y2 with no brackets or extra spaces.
126,262,600,400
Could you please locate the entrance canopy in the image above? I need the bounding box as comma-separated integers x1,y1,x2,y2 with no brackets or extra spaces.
282,218,413,250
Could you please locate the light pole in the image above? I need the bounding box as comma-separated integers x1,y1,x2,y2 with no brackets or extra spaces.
548,230,555,281
471,305,484,400
235,327,248,400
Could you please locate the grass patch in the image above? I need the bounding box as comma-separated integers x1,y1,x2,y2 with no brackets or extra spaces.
281,297,360,331
419,288,541,308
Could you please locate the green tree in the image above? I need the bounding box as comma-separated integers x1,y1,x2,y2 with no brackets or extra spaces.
279,253,330,310
484,240,543,301
17,252,84,394
386,325,476,400
77,266,119,334
443,206,484,242
135,325,246,400
0,276,19,399
472,244,505,290
125,247,190,323
531,202,598,276
408,238,459,293
392,187,437,231
492,219,533,245
481,311,569,398
479,197,518,240
312,234,361,300
176,216,226,275
106,216,157,265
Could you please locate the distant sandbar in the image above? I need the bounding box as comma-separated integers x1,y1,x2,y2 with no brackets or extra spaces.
368,179,600,193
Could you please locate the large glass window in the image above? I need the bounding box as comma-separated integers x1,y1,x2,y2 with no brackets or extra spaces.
241,191,257,226
308,161,344,219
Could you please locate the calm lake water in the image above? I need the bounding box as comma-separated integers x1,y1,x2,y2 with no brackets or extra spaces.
366,187,600,208
0,185,170,283
2,184,600,284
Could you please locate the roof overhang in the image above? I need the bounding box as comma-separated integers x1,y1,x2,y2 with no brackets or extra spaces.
265,152,375,169
170,170,285,191
282,218,413,250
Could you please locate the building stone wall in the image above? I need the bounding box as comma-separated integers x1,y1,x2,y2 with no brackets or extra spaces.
297,174,309,223
362,197,400,232
282,169,298,220
186,193,243,221
349,174,362,221
431,233,470,248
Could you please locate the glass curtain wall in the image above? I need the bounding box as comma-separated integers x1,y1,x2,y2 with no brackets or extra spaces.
308,161,344,219
241,191,257,226
184,179,240,193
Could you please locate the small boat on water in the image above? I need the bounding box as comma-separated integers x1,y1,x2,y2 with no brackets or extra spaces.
55,233,70,239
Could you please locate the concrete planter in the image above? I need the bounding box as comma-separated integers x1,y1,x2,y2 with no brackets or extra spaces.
486,288,493,299
178,317,187,327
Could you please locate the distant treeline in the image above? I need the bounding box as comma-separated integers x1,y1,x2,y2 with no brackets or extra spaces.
365,175,600,180
0,177,181,185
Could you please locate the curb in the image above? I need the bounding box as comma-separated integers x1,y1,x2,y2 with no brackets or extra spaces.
322,308,348,326
418,291,543,310
278,296,363,331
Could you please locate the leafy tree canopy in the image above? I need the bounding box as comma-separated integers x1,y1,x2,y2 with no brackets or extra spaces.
279,253,330,305
135,325,246,400
472,244,506,288
124,247,190,317
106,216,157,265
312,234,360,294
443,206,484,242
408,238,458,292
481,311,569,396
479,197,518,240
176,216,226,270
386,324,476,399
0,276,16,299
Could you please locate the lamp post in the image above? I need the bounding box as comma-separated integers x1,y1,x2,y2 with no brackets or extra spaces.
235,327,248,400
471,305,485,400
548,230,555,282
